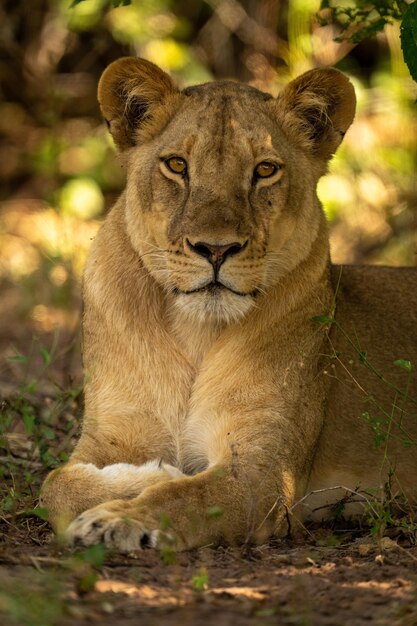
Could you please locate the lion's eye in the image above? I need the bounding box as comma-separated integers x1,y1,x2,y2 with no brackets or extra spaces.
254,162,278,179
165,157,187,175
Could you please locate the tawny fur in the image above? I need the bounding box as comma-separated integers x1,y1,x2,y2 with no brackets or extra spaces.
40,58,417,551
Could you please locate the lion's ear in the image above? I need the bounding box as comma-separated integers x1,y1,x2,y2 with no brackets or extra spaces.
98,57,177,151
277,68,356,161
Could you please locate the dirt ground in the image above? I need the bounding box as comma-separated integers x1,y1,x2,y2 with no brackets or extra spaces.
1,326,417,626
1,526,417,626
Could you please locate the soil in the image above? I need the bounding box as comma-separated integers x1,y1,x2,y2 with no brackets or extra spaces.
1,531,417,626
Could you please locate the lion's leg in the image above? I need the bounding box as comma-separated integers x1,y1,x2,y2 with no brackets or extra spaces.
64,402,305,551
64,329,327,551
40,409,183,533
64,460,288,551
40,459,184,534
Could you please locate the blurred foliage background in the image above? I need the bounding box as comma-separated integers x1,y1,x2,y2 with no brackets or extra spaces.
0,0,416,385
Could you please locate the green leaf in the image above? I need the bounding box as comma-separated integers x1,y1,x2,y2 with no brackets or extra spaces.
22,381,37,394
374,432,387,448
8,354,27,363
0,495,15,513
40,346,51,366
401,1,417,82
77,571,98,593
22,410,35,435
349,18,389,44
81,543,106,567
70,0,87,6
161,547,176,565
29,507,49,521
359,351,367,364
191,568,209,592
42,426,56,440
207,505,223,519
311,314,335,324
394,358,412,373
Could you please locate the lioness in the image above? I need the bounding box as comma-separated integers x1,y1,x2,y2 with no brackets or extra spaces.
40,58,417,552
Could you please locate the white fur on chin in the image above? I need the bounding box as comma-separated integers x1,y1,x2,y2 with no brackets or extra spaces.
174,290,255,325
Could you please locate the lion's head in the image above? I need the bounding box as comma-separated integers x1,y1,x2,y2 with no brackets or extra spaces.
98,58,355,324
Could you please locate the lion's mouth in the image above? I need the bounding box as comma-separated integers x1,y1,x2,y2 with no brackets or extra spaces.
174,281,259,298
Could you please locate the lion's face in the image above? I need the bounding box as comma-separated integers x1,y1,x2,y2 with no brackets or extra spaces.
126,83,312,324
98,59,356,324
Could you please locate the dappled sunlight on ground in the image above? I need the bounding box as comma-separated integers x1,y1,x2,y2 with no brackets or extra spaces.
3,542,417,626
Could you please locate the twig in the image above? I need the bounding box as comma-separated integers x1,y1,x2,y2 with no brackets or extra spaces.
290,485,380,518
0,554,65,567
392,542,417,564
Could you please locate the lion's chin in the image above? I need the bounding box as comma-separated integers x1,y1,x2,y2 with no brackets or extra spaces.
173,288,255,325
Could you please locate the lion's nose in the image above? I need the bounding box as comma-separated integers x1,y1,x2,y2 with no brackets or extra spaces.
186,239,247,270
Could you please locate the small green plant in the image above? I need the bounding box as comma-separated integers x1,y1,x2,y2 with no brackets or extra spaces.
0,339,83,535
160,545,176,565
191,567,209,592
364,470,417,545
70,543,106,593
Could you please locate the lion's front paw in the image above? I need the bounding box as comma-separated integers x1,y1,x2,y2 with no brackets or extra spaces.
66,503,161,553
